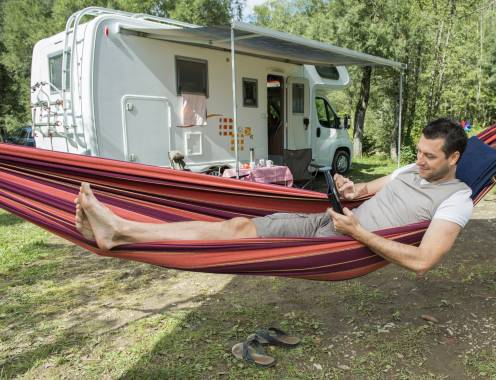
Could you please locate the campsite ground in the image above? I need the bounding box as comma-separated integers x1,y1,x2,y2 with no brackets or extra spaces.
0,157,495,379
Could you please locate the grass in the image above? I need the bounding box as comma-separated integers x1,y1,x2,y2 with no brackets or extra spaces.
349,155,397,183
465,348,496,378
2,221,495,379
312,155,396,193
331,282,388,316
0,155,495,379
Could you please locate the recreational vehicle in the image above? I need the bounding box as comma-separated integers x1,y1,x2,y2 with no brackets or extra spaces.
30,8,405,175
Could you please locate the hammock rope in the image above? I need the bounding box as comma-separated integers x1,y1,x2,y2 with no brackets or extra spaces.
0,126,495,281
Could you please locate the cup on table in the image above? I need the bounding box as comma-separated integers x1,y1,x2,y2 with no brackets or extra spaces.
266,160,273,167
258,158,266,167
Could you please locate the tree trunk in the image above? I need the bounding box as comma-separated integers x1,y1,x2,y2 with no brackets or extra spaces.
353,66,372,157
404,43,423,144
432,13,454,115
427,21,443,121
427,0,456,120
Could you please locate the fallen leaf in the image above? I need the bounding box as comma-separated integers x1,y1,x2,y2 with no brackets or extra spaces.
421,314,439,323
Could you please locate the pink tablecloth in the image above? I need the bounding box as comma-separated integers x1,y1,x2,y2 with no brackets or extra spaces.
222,165,293,186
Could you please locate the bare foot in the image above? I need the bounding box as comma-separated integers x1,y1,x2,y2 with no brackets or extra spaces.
75,197,95,241
78,183,123,250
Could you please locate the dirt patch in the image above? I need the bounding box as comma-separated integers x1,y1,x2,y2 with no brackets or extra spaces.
1,190,495,379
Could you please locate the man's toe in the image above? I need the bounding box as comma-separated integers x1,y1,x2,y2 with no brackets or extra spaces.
81,182,92,195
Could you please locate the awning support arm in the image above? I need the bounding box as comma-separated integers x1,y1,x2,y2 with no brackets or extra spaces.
214,33,260,44
397,70,404,168
230,23,240,178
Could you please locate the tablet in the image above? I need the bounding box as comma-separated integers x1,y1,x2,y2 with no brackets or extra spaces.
323,170,344,214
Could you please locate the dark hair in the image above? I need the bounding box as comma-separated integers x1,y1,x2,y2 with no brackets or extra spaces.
422,118,467,161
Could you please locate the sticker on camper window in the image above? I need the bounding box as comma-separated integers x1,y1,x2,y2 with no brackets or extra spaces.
216,117,254,151
243,127,253,139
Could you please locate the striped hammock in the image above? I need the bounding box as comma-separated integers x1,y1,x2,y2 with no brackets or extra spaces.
0,126,495,281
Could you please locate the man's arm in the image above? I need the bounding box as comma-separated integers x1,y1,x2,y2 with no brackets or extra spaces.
334,174,392,200
329,208,462,275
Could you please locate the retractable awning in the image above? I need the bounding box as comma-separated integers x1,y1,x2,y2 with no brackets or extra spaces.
118,20,406,171
119,21,406,69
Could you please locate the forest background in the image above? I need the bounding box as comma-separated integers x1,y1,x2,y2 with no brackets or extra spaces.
0,0,495,162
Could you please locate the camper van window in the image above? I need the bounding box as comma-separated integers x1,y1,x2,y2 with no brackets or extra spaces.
242,78,258,107
316,97,339,128
176,56,208,96
292,83,304,113
48,52,71,93
315,66,340,80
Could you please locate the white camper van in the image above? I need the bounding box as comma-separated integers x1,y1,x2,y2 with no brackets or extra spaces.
30,8,403,174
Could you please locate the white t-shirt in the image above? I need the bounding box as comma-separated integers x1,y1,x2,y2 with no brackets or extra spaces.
391,164,473,227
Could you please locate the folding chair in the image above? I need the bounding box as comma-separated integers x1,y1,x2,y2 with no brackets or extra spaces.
282,148,321,189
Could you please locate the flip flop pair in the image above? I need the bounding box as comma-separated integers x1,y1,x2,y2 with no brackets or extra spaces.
249,327,301,347
231,336,276,368
231,327,300,367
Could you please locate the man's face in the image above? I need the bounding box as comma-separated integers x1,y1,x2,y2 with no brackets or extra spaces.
416,135,458,181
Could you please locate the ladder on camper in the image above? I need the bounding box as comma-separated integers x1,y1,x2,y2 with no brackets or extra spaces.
60,7,199,154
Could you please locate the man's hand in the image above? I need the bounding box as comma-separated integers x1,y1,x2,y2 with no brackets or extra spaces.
327,207,361,236
328,208,463,276
333,174,357,200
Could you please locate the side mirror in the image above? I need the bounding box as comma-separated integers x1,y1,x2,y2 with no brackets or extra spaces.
343,114,351,129
316,127,321,138
334,117,341,129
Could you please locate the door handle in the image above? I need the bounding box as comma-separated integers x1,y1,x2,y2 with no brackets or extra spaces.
303,117,309,130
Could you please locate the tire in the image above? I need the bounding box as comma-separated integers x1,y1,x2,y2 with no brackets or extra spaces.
332,149,350,175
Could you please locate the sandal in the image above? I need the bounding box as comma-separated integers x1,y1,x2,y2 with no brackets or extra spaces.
249,327,301,347
231,336,276,367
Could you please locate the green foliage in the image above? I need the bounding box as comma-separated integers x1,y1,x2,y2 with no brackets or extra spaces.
0,0,241,132
169,0,232,25
0,0,494,154
253,0,496,156
481,11,496,123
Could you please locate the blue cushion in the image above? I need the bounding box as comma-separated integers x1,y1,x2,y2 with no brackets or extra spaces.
456,136,496,198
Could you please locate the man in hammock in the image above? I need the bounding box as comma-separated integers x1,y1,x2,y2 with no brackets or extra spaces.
75,118,472,275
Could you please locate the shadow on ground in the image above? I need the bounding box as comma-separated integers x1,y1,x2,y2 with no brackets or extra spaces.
112,216,495,379
1,191,494,379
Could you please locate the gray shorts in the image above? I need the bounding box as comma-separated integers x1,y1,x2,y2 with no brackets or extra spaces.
252,212,341,238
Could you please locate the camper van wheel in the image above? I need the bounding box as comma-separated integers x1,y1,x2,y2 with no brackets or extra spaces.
332,149,350,174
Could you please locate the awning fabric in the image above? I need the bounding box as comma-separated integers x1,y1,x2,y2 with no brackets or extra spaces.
119,21,406,69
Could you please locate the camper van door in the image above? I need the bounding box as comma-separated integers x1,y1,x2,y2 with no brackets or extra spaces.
286,77,309,150
121,95,171,166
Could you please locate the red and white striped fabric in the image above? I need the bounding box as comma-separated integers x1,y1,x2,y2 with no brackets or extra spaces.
0,126,494,281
